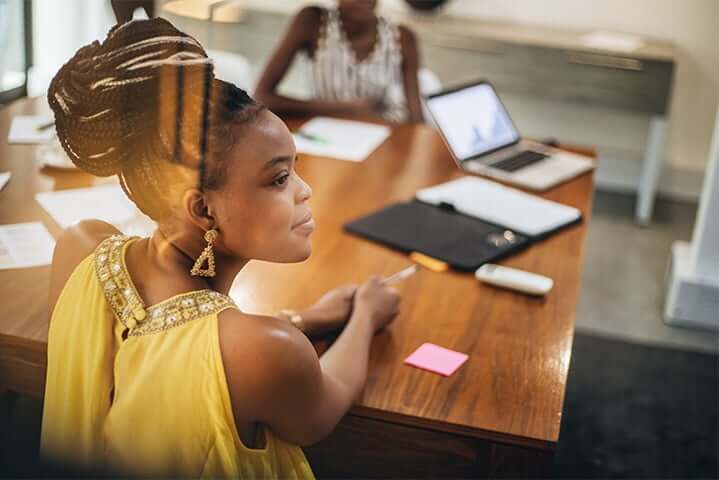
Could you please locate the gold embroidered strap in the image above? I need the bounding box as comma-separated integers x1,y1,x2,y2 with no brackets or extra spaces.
94,235,236,336
95,235,144,330
133,290,234,336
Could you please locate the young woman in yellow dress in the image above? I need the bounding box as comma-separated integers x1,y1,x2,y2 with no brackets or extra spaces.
41,18,400,478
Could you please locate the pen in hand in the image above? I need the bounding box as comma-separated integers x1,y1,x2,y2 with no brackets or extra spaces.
381,265,419,286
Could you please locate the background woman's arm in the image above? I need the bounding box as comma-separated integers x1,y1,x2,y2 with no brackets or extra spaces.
398,26,424,124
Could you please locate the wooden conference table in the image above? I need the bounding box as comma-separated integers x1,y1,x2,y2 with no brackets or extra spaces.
0,97,594,477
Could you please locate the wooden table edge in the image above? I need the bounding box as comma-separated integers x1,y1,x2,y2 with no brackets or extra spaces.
350,405,558,451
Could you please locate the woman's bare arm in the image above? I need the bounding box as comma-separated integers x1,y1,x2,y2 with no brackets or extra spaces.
220,277,399,446
398,26,424,124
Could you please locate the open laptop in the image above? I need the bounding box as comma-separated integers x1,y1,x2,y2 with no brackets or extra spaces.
425,80,594,191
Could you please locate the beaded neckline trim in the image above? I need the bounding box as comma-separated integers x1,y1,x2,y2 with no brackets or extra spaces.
94,235,235,336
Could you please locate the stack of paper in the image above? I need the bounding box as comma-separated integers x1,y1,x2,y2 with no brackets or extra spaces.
8,115,55,144
416,176,581,237
35,185,156,236
0,222,55,270
37,142,78,170
0,172,10,191
293,117,391,162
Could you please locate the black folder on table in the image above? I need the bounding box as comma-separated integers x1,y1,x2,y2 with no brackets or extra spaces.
344,177,583,271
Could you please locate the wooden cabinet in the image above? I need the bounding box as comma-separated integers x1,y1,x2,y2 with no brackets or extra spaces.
417,27,674,117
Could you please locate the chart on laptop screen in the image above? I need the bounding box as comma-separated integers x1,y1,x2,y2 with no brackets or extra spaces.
427,83,519,160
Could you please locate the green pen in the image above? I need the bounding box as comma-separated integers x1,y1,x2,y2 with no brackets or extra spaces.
295,130,330,145
35,120,55,132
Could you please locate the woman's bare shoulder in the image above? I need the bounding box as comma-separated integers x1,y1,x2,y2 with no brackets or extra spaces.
218,309,313,363
295,5,324,23
217,308,320,412
291,6,324,50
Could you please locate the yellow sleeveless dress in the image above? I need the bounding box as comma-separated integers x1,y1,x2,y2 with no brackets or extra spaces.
41,235,315,478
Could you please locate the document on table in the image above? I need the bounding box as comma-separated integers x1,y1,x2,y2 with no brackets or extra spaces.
0,222,56,270
292,117,391,162
416,176,581,237
0,172,10,191
35,185,156,236
8,115,55,144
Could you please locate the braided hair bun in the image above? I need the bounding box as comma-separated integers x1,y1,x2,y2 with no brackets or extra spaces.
48,18,262,220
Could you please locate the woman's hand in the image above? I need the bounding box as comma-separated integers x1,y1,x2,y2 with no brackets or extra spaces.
346,97,385,116
298,285,358,336
353,275,400,333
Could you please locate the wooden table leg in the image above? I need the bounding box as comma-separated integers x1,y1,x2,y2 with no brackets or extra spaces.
1,389,20,418
0,335,47,400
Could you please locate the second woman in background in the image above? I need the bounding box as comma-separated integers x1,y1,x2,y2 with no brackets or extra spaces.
254,0,424,123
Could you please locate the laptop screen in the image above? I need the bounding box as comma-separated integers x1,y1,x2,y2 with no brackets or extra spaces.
426,82,520,161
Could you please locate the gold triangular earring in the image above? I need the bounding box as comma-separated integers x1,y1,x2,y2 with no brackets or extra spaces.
191,229,218,277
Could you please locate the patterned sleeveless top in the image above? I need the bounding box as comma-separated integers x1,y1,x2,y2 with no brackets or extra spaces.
308,8,408,123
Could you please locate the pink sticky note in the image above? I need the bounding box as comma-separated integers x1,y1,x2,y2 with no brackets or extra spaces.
404,343,469,376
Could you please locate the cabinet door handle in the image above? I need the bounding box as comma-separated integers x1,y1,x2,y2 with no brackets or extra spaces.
424,33,503,55
567,52,643,71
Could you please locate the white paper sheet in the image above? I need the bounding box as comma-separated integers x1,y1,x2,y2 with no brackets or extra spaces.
416,176,581,237
580,31,644,53
37,142,78,170
0,172,10,191
293,117,391,162
8,115,55,144
35,185,156,236
0,222,56,270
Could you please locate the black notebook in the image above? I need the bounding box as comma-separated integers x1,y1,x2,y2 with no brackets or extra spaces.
344,177,583,271
344,200,531,271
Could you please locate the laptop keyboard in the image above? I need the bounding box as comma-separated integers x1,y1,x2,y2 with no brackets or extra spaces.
491,150,548,172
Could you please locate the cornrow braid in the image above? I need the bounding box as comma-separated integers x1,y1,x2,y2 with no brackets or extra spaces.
48,18,264,221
